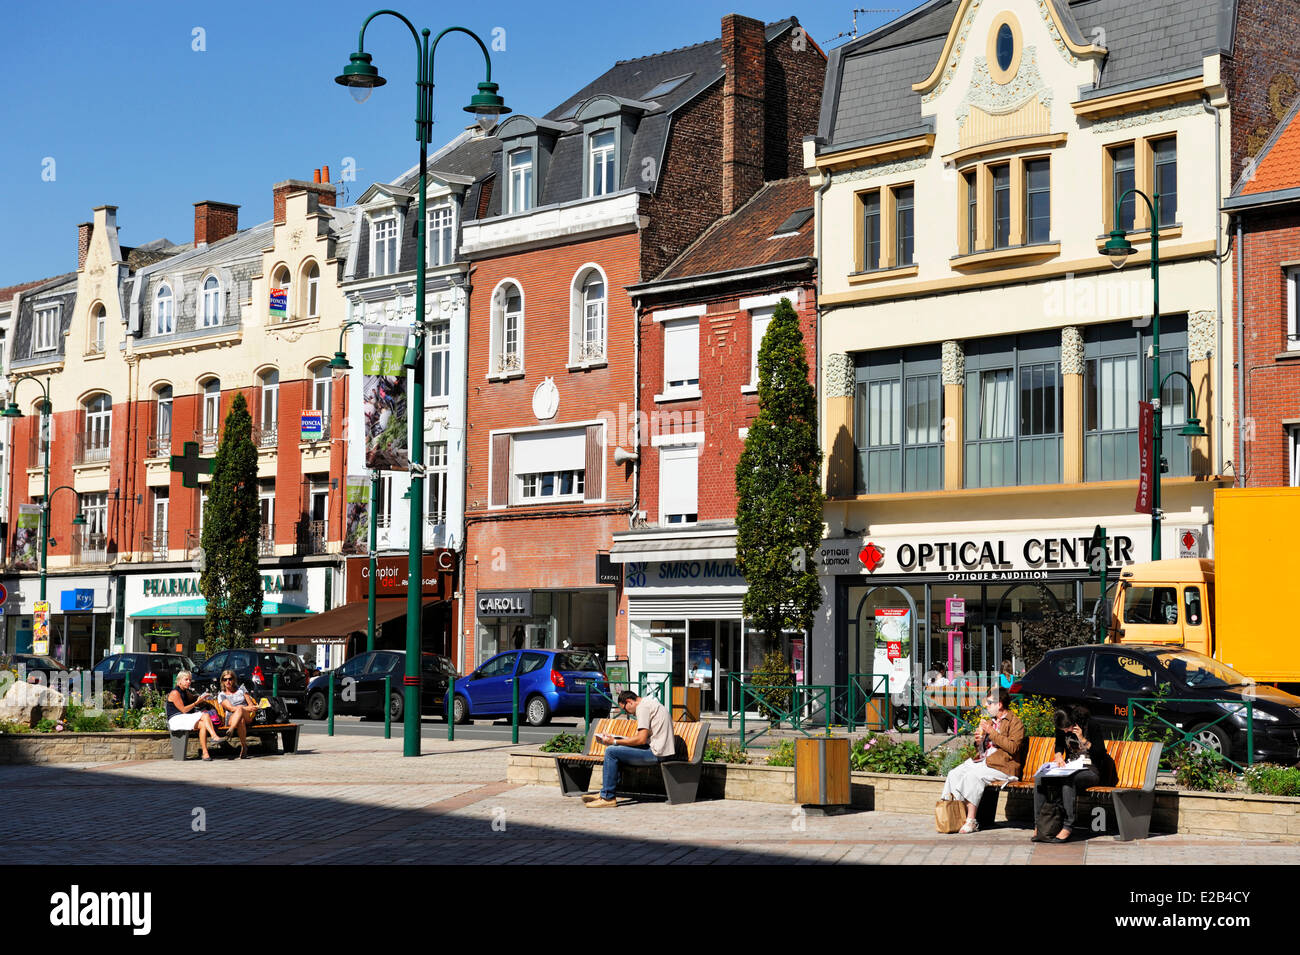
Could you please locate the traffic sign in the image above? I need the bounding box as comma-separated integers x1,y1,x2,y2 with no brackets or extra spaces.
0,582,8,604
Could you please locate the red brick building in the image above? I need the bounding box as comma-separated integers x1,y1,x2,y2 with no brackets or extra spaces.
456,14,824,693
1225,94,1300,486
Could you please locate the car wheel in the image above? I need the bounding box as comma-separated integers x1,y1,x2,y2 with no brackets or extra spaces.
525,694,551,727
452,695,470,725
306,692,328,721
389,691,404,722
1189,722,1231,756
891,705,914,732
127,687,141,710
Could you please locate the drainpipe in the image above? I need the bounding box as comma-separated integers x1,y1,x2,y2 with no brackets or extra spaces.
1204,97,1226,478
457,264,474,671
630,300,642,529
1236,214,1245,486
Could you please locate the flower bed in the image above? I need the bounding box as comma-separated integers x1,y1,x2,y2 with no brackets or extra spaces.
0,730,180,764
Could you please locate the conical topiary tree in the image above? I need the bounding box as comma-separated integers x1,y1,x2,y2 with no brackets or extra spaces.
200,392,262,654
735,296,825,683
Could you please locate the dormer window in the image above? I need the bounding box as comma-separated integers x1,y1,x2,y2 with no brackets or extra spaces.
590,130,616,196
35,304,59,352
202,275,221,327
371,216,399,276
428,201,455,267
154,285,174,335
508,148,533,214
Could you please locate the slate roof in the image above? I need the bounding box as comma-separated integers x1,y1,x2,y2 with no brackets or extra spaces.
654,177,816,281
0,276,64,306
821,0,1235,150
10,272,79,367
1226,93,1300,207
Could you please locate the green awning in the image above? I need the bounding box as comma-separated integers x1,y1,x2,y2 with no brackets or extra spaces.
131,599,314,619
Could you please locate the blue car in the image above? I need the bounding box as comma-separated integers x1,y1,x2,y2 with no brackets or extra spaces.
451,649,610,726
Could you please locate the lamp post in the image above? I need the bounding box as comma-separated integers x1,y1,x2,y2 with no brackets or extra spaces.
3,377,59,601
1102,192,1208,560
336,13,508,756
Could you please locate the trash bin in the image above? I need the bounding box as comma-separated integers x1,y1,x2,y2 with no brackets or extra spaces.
795,737,850,813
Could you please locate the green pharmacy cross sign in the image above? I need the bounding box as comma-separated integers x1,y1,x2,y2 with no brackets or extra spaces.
170,441,214,489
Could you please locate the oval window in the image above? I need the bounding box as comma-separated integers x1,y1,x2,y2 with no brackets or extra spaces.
996,24,1015,71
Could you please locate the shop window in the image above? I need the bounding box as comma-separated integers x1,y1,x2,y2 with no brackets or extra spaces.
855,346,942,494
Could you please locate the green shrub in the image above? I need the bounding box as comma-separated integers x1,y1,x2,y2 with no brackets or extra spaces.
703,738,751,764
766,740,796,766
938,742,979,776
1010,695,1057,738
0,720,30,734
1169,747,1236,792
850,732,939,776
1244,764,1300,797
539,732,585,754
34,719,57,733
72,715,112,733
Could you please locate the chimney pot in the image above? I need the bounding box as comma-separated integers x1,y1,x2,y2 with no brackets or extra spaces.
322,164,330,183
313,168,322,184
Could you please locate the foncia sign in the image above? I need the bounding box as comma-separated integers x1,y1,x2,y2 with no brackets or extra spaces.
820,532,1138,581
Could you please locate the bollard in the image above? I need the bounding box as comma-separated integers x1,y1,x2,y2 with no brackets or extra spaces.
273,673,280,699
328,670,335,737
511,677,519,745
384,675,391,740
123,680,131,714
447,682,455,741
585,682,592,737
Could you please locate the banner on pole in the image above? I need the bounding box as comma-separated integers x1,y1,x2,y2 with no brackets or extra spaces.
12,504,40,570
362,326,410,470
1135,401,1154,515
343,475,370,555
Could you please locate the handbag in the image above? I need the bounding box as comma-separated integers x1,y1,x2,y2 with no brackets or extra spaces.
935,798,966,834
1036,799,1065,839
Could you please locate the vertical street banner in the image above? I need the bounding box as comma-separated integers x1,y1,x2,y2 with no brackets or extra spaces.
12,504,40,570
1135,400,1154,515
343,475,370,555
362,325,410,470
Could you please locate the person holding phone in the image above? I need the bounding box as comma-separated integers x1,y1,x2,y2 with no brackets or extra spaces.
216,670,259,759
584,690,675,808
166,670,224,761
1032,705,1117,843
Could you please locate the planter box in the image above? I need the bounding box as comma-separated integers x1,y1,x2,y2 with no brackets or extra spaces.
0,731,184,764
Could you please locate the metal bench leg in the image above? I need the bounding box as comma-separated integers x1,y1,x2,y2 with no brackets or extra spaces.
555,760,594,796
975,786,1001,829
660,762,703,805
171,732,189,761
1112,791,1155,841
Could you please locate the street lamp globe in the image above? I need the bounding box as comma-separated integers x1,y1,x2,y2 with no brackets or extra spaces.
464,81,510,132
335,51,386,103
1180,417,1208,438
1,401,22,419
1102,229,1137,270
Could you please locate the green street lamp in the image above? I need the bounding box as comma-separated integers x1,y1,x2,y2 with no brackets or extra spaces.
1102,192,1206,561
3,377,55,600
336,12,508,756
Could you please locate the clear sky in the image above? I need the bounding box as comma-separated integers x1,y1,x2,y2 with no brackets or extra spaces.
0,0,927,287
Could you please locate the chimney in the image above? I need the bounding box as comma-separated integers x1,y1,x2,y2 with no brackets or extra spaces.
193,201,240,247
77,222,94,270
313,168,322,183
721,13,766,215
273,177,338,224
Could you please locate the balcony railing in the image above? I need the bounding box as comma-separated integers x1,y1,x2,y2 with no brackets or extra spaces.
147,432,172,459
74,431,111,465
139,532,169,562
72,531,108,566
252,425,278,449
297,520,327,555
27,430,50,465
196,427,220,454
259,524,275,556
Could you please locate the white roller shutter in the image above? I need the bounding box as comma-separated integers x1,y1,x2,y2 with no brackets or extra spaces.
511,428,585,475
659,445,698,519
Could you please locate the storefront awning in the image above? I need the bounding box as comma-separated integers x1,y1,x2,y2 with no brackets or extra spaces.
254,597,442,640
132,599,314,619
609,532,737,563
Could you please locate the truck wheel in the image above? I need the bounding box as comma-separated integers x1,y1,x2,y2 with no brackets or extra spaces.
1189,722,1230,756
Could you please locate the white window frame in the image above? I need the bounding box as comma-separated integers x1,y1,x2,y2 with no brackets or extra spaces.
508,148,533,214
748,306,775,391
201,275,221,328
426,441,448,526
259,370,279,440
1287,267,1300,351
509,426,588,505
155,386,173,442
427,201,455,267
202,380,221,448
35,305,60,352
271,267,292,322
571,266,607,366
658,442,701,526
490,280,524,375
153,491,169,553
91,304,106,352
312,364,332,414
85,394,111,455
154,286,174,336
590,129,616,197
658,316,701,401
1290,425,1300,487
304,262,320,318
375,473,394,529
370,215,400,277
426,319,451,402
258,483,275,536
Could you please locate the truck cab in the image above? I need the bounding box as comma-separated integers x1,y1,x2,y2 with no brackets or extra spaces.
1108,558,1215,656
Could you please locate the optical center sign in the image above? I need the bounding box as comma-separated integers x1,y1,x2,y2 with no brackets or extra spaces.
818,531,1145,581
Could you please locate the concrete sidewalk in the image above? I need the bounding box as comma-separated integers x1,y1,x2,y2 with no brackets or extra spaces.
1,734,1294,865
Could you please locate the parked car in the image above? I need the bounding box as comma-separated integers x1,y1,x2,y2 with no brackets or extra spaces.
92,653,196,708
1013,644,1300,764
305,650,457,721
193,649,309,714
451,649,610,726
2,654,69,684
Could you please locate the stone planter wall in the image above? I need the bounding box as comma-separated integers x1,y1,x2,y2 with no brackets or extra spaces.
0,732,178,764
508,749,1300,841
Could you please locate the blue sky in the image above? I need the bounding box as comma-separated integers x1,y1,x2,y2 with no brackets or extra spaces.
0,0,927,286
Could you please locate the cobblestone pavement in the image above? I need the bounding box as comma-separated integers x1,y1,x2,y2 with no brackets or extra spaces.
2,735,1296,864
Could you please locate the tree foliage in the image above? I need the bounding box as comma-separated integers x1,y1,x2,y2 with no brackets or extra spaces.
1013,586,1094,669
200,392,262,653
735,297,825,640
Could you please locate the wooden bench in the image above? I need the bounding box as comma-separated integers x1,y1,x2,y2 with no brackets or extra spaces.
924,686,990,733
976,737,1162,839
170,722,301,761
552,717,711,804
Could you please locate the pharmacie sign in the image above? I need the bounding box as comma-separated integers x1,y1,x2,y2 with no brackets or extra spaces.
819,532,1142,581
141,573,304,597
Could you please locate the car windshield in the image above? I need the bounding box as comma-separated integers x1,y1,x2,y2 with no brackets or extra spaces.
554,652,601,673
260,654,304,673
1150,650,1248,688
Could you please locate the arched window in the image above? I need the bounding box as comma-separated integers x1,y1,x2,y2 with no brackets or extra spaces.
491,281,523,373
83,394,112,463
201,379,221,452
155,284,174,335
258,369,279,447
153,385,173,457
271,267,291,322
90,304,106,353
571,268,606,364
201,275,221,327
311,364,332,440
304,263,320,318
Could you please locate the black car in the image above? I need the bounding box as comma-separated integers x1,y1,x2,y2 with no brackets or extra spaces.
193,650,309,713
305,650,457,722
1014,644,1300,764
3,654,69,684
92,653,195,707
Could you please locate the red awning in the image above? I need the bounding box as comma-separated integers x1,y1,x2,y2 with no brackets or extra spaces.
255,597,442,640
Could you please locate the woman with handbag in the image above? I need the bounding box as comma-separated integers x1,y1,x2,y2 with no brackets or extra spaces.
166,671,224,761
938,690,1025,833
1032,705,1117,843
216,670,259,759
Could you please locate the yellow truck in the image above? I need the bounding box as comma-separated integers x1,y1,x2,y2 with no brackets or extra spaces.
1108,487,1300,690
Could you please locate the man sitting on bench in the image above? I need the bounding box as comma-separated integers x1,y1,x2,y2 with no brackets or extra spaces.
585,690,675,809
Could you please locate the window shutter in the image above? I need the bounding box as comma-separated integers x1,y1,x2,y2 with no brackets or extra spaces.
490,434,511,507
663,319,699,387
584,424,603,500
660,447,699,518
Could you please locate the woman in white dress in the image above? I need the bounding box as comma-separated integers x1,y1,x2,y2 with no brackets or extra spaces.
940,690,1026,833
165,671,224,760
